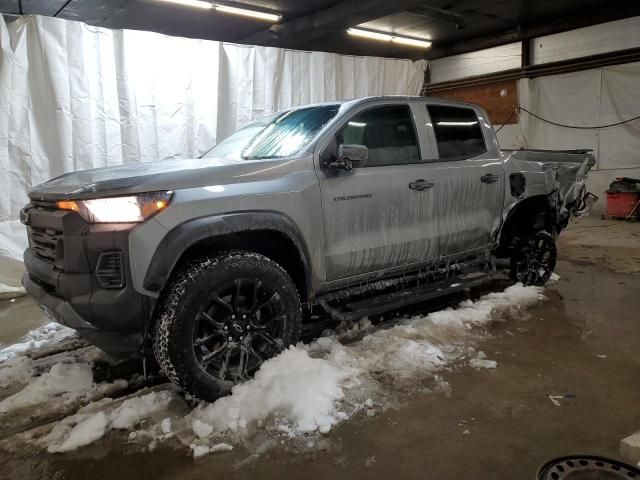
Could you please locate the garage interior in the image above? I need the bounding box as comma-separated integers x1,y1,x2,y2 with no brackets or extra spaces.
1,1,640,479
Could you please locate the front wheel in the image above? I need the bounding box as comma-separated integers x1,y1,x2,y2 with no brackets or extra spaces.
152,251,302,401
510,231,557,286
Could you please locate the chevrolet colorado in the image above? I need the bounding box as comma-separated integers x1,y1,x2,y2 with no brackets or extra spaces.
20,96,596,400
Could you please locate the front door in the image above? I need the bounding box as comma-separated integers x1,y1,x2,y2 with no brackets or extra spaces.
316,103,440,281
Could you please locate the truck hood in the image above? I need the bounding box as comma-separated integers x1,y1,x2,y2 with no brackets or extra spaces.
29,156,299,201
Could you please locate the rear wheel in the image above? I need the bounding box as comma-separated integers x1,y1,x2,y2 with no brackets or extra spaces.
153,251,301,401
510,231,557,286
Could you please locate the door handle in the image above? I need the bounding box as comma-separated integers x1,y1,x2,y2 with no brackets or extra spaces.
409,179,435,191
480,173,500,184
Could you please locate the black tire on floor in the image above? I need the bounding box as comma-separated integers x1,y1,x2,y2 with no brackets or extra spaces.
510,230,557,286
152,251,302,402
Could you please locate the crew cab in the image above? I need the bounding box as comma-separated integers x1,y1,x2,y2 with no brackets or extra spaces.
20,96,595,400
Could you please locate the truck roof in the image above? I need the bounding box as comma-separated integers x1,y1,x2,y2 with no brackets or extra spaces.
290,96,482,111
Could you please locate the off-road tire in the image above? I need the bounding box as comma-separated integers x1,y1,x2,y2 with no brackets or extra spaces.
152,251,302,401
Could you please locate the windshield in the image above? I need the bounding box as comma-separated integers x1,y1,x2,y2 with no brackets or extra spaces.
203,104,341,160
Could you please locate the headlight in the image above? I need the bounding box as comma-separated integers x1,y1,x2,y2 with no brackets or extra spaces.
56,192,172,223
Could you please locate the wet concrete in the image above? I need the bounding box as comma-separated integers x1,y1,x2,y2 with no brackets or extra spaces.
2,217,640,479
0,296,44,346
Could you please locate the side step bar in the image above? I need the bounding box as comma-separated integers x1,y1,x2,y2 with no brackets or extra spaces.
319,271,494,324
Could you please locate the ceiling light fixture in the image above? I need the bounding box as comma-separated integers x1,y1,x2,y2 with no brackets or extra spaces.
347,28,431,48
214,4,281,22
347,28,392,42
156,0,213,9
391,36,432,48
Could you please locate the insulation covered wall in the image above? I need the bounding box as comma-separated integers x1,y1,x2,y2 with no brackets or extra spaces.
518,62,640,171
0,14,427,287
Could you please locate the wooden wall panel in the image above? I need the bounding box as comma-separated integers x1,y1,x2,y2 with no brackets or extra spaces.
427,79,519,125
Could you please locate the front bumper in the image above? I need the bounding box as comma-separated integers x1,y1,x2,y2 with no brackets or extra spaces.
21,204,154,357
22,271,142,354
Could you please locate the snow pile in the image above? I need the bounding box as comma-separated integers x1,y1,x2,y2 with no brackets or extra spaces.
0,355,33,389
50,411,109,452
187,283,544,440
190,347,355,436
0,322,76,361
311,283,543,385
160,418,172,434
44,391,173,453
190,442,233,459
0,363,93,413
0,282,25,299
469,351,497,369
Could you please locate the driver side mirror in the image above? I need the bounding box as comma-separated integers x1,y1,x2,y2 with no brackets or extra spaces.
324,144,368,171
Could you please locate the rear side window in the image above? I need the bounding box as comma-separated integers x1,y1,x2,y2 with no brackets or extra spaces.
338,105,420,167
427,105,487,161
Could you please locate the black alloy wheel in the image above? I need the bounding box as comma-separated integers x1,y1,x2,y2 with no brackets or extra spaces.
192,278,287,383
510,230,557,286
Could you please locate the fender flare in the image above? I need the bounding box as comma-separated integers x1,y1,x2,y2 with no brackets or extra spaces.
143,211,312,295
494,193,558,248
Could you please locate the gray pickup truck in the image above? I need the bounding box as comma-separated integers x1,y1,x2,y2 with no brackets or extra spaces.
20,96,595,400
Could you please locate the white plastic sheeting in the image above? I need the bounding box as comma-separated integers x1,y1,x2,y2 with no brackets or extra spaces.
0,15,426,287
518,62,640,171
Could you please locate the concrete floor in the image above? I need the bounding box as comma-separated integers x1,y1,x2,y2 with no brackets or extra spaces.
1,215,640,479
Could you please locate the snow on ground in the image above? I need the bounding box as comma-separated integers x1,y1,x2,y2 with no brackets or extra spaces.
0,322,76,362
0,322,81,390
184,283,544,453
0,282,25,300
0,363,93,413
42,390,173,453
0,283,546,457
0,323,130,444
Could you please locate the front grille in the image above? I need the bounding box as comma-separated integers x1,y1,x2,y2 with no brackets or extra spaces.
95,251,125,289
28,226,63,264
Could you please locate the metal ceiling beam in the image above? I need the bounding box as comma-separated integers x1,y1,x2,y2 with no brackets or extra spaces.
240,0,428,46
54,0,73,17
404,5,465,29
426,3,640,59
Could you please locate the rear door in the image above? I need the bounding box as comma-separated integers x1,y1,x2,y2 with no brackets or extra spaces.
422,103,504,256
316,101,440,282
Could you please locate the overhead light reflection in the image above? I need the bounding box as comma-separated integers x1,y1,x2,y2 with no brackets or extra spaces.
204,185,226,192
437,121,478,126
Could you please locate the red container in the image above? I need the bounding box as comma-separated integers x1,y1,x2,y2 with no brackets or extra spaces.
606,191,640,217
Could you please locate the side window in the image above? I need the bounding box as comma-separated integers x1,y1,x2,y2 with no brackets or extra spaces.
427,105,487,161
337,105,420,167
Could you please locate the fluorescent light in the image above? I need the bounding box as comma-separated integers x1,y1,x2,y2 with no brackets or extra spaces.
392,36,432,48
347,28,392,42
156,0,213,9
348,121,367,127
215,4,281,21
437,121,478,126
347,27,431,49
